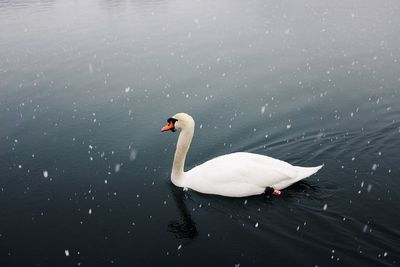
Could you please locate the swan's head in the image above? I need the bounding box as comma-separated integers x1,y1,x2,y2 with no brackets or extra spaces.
161,113,195,132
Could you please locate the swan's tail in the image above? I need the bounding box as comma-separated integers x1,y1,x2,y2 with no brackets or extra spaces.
295,164,323,180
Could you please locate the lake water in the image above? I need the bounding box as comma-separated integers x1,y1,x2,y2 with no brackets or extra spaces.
1,0,399,266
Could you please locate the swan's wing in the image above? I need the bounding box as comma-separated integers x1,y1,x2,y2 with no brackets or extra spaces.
186,152,297,190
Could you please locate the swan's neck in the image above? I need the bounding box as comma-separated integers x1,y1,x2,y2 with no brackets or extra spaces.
171,125,194,186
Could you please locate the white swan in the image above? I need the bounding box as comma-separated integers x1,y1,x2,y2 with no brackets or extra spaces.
161,113,323,197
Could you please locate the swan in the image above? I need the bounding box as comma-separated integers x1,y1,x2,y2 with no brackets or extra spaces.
161,113,323,197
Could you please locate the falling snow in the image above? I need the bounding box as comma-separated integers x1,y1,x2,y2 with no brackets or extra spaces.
261,105,266,114
115,164,121,173
1,1,399,265
371,164,378,171
129,150,137,161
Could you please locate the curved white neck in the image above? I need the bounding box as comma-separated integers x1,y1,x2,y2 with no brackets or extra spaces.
171,125,194,186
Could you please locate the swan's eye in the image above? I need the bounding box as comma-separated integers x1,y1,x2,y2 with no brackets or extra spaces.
167,117,178,124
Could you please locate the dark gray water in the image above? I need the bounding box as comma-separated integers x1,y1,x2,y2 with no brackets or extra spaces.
1,0,400,266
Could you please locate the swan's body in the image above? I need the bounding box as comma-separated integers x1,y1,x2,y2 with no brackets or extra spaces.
162,113,323,197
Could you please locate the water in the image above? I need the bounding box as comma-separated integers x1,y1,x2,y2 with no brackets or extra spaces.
1,0,399,266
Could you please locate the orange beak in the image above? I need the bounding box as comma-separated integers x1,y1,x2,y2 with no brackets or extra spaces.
161,122,175,132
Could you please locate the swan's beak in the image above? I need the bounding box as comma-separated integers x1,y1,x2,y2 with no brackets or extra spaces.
161,122,175,132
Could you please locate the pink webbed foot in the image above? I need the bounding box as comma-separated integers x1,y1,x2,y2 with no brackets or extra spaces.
265,187,282,196
272,189,281,196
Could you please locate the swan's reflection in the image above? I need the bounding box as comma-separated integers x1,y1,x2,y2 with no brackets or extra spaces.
168,183,198,240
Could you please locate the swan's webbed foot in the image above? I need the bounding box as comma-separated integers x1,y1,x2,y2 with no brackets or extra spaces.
273,189,281,196
265,187,282,196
